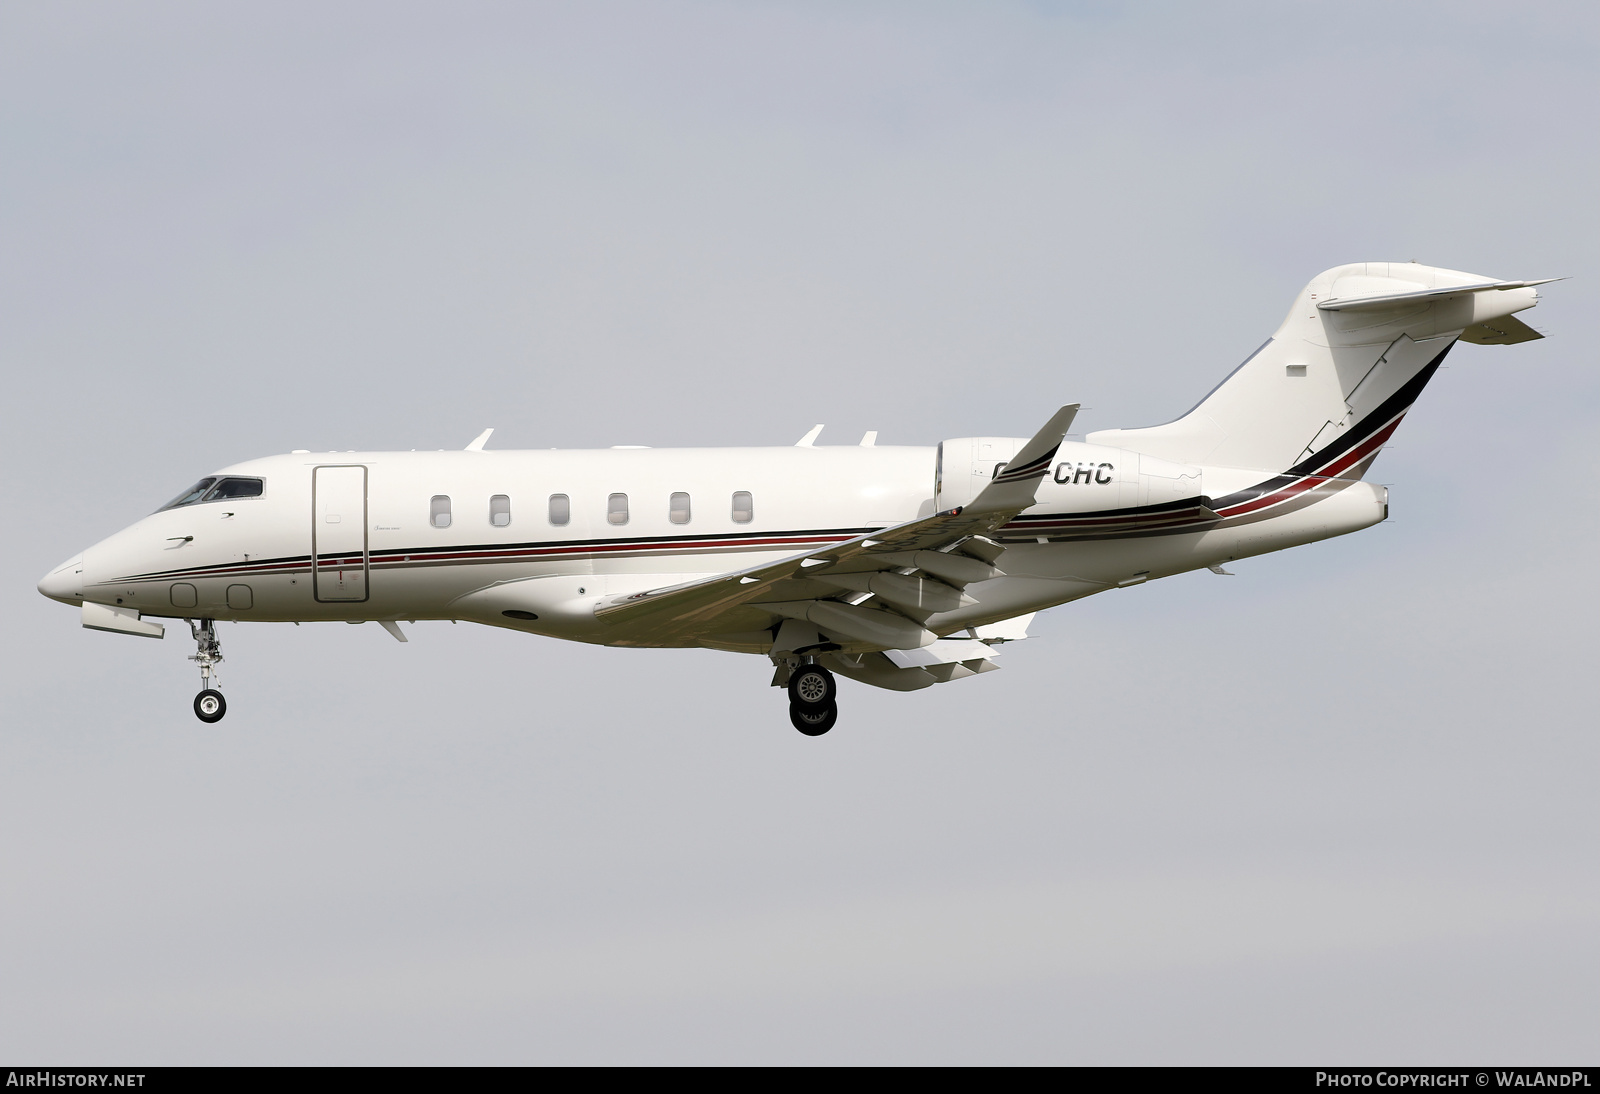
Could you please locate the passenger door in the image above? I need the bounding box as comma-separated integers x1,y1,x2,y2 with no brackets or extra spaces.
312,465,368,602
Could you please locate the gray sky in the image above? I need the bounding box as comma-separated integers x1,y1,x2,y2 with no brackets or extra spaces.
2,0,1596,1064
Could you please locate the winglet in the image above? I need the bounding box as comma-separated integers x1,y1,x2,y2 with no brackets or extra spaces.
465,428,494,452
966,404,1079,515
795,425,824,447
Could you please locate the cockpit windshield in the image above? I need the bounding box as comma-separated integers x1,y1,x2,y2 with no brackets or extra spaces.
158,476,265,512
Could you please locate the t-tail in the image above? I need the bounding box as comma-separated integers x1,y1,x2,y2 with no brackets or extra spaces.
1087,262,1554,478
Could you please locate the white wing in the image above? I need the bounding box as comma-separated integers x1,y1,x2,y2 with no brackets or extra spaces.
593,406,1078,653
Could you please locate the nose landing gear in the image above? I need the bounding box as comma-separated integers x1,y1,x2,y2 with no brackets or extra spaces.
187,618,227,723
787,664,838,736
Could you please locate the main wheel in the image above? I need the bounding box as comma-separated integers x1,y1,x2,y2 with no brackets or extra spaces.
194,689,227,724
788,665,836,709
790,700,837,736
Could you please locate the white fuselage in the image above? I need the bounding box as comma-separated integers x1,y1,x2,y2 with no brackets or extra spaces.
42,441,1387,652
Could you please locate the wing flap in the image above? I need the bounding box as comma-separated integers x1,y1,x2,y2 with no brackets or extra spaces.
882,639,998,669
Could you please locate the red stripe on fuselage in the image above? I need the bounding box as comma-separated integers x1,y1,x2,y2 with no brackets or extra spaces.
118,532,859,584
1215,414,1402,518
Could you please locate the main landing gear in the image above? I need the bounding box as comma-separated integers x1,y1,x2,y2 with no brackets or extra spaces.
187,618,227,724
787,664,838,736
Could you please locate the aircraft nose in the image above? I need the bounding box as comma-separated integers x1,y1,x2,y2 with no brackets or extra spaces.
37,553,86,605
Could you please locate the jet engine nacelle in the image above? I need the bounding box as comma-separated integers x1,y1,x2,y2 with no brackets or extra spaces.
937,437,1203,513
935,437,1027,509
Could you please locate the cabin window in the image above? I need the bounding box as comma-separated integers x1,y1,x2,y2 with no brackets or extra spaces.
732,490,753,523
549,494,570,525
670,492,691,524
489,494,512,527
430,495,452,529
608,493,629,525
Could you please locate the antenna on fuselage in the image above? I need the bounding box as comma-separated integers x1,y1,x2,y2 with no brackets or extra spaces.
795,424,824,447
464,428,494,452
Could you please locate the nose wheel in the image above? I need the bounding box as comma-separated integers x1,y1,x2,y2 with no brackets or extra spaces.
186,618,227,723
787,664,838,736
194,689,227,723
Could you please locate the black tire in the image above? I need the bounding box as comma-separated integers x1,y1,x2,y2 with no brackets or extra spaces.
788,665,836,709
194,689,227,724
790,700,837,736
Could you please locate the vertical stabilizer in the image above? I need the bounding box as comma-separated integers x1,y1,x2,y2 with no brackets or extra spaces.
1087,263,1546,474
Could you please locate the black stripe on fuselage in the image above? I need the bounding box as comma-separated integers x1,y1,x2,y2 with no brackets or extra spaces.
108,526,876,584
1005,495,1213,525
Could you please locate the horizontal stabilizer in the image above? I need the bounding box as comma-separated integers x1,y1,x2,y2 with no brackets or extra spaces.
1318,278,1561,312
1459,314,1544,345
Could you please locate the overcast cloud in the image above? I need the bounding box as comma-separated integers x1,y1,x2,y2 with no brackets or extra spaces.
1,0,1596,1064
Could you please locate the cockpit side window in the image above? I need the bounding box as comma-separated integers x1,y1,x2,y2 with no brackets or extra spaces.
204,477,265,501
158,476,264,512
